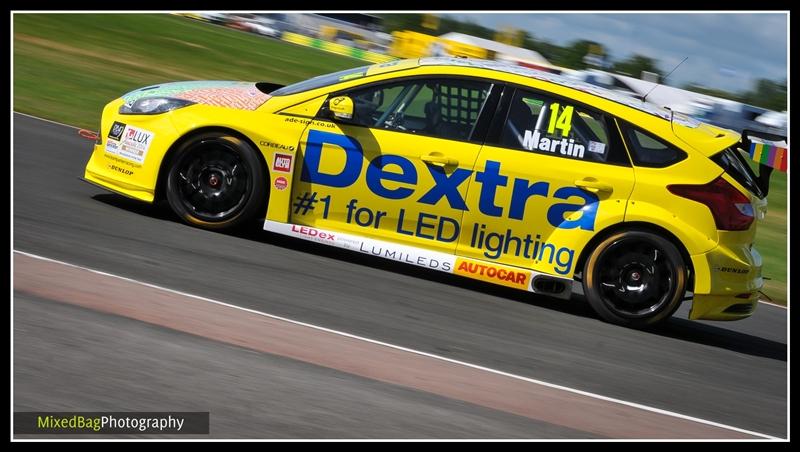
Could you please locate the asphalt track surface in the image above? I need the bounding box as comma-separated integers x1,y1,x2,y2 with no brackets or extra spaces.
13,113,787,439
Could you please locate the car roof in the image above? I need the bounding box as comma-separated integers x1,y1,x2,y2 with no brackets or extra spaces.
417,57,701,128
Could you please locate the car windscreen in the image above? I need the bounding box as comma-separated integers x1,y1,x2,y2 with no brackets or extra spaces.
269,65,371,96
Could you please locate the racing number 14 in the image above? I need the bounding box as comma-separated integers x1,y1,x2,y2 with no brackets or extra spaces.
547,103,574,137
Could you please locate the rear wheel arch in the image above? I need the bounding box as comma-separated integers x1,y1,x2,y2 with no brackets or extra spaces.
575,222,695,290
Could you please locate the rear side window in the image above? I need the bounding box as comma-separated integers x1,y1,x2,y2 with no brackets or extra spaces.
711,146,764,198
620,123,687,167
498,88,629,165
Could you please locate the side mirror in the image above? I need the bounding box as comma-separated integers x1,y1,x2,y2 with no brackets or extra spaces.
329,95,354,120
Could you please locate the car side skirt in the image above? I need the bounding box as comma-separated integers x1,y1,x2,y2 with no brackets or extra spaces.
264,220,573,299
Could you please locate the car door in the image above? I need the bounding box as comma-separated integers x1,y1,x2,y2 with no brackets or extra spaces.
291,76,498,255
457,86,635,278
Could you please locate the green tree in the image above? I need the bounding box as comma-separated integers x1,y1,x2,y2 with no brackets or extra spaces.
742,79,787,111
682,83,743,103
379,14,428,34
683,79,786,111
549,40,603,70
612,54,663,80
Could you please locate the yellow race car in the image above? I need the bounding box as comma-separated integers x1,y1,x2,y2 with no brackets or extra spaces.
84,57,778,328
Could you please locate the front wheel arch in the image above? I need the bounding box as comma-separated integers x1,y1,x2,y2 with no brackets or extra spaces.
155,126,269,205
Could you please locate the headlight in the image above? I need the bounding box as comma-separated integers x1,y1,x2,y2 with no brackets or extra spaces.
119,97,195,115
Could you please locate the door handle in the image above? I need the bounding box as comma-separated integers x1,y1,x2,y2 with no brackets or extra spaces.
420,153,458,167
575,178,613,194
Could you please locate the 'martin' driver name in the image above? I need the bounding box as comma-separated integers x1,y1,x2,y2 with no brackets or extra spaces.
523,129,585,158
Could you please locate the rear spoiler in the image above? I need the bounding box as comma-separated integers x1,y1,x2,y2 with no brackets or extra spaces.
740,129,788,197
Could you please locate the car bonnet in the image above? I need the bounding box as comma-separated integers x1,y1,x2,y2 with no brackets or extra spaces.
121,81,271,111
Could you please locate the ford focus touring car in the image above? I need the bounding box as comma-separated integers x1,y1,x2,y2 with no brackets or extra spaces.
83,57,779,328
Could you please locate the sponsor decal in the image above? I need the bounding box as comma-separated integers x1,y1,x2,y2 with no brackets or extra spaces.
274,176,288,190
283,117,336,129
122,81,270,111
108,164,134,176
108,121,126,141
454,258,531,290
260,141,295,152
273,153,293,173
339,71,365,81
290,225,335,240
587,141,606,154
265,221,455,272
262,220,564,290
714,266,749,274
104,124,154,164
468,224,575,275
358,242,452,271
300,130,599,230
105,154,141,168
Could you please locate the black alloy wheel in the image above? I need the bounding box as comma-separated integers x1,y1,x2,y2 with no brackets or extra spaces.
166,133,267,230
583,231,687,328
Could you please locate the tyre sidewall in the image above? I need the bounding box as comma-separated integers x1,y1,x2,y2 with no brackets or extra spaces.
166,133,267,230
583,230,687,328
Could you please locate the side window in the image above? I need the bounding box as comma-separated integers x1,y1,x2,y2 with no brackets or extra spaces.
331,78,492,142
499,89,627,165
620,122,687,167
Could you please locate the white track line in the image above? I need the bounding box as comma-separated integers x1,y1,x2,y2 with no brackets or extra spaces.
12,249,782,440
12,111,788,312
14,111,82,130
759,299,788,309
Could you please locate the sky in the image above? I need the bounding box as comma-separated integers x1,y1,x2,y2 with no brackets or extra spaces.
445,12,788,93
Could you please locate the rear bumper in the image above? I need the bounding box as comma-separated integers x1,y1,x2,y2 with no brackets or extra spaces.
688,244,763,320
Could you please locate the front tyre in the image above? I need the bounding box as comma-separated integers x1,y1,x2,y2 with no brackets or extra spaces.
166,132,267,230
583,231,687,328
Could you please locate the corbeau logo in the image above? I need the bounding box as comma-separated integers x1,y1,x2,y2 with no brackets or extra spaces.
300,130,599,230
454,258,530,290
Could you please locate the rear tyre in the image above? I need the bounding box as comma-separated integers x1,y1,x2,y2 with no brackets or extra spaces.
583,230,687,328
166,132,267,231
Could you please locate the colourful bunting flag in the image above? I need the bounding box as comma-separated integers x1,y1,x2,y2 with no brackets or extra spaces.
749,141,788,172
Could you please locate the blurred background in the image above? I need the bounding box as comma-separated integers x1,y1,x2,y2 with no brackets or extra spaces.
183,12,788,136
12,12,787,305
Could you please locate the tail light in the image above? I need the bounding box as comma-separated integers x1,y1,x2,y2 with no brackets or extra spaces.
668,176,754,231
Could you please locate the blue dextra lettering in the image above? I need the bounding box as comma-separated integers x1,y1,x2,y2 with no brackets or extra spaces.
301,130,363,187
475,161,507,217
547,186,599,231
300,131,599,230
509,179,549,220
417,165,471,210
366,155,416,200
